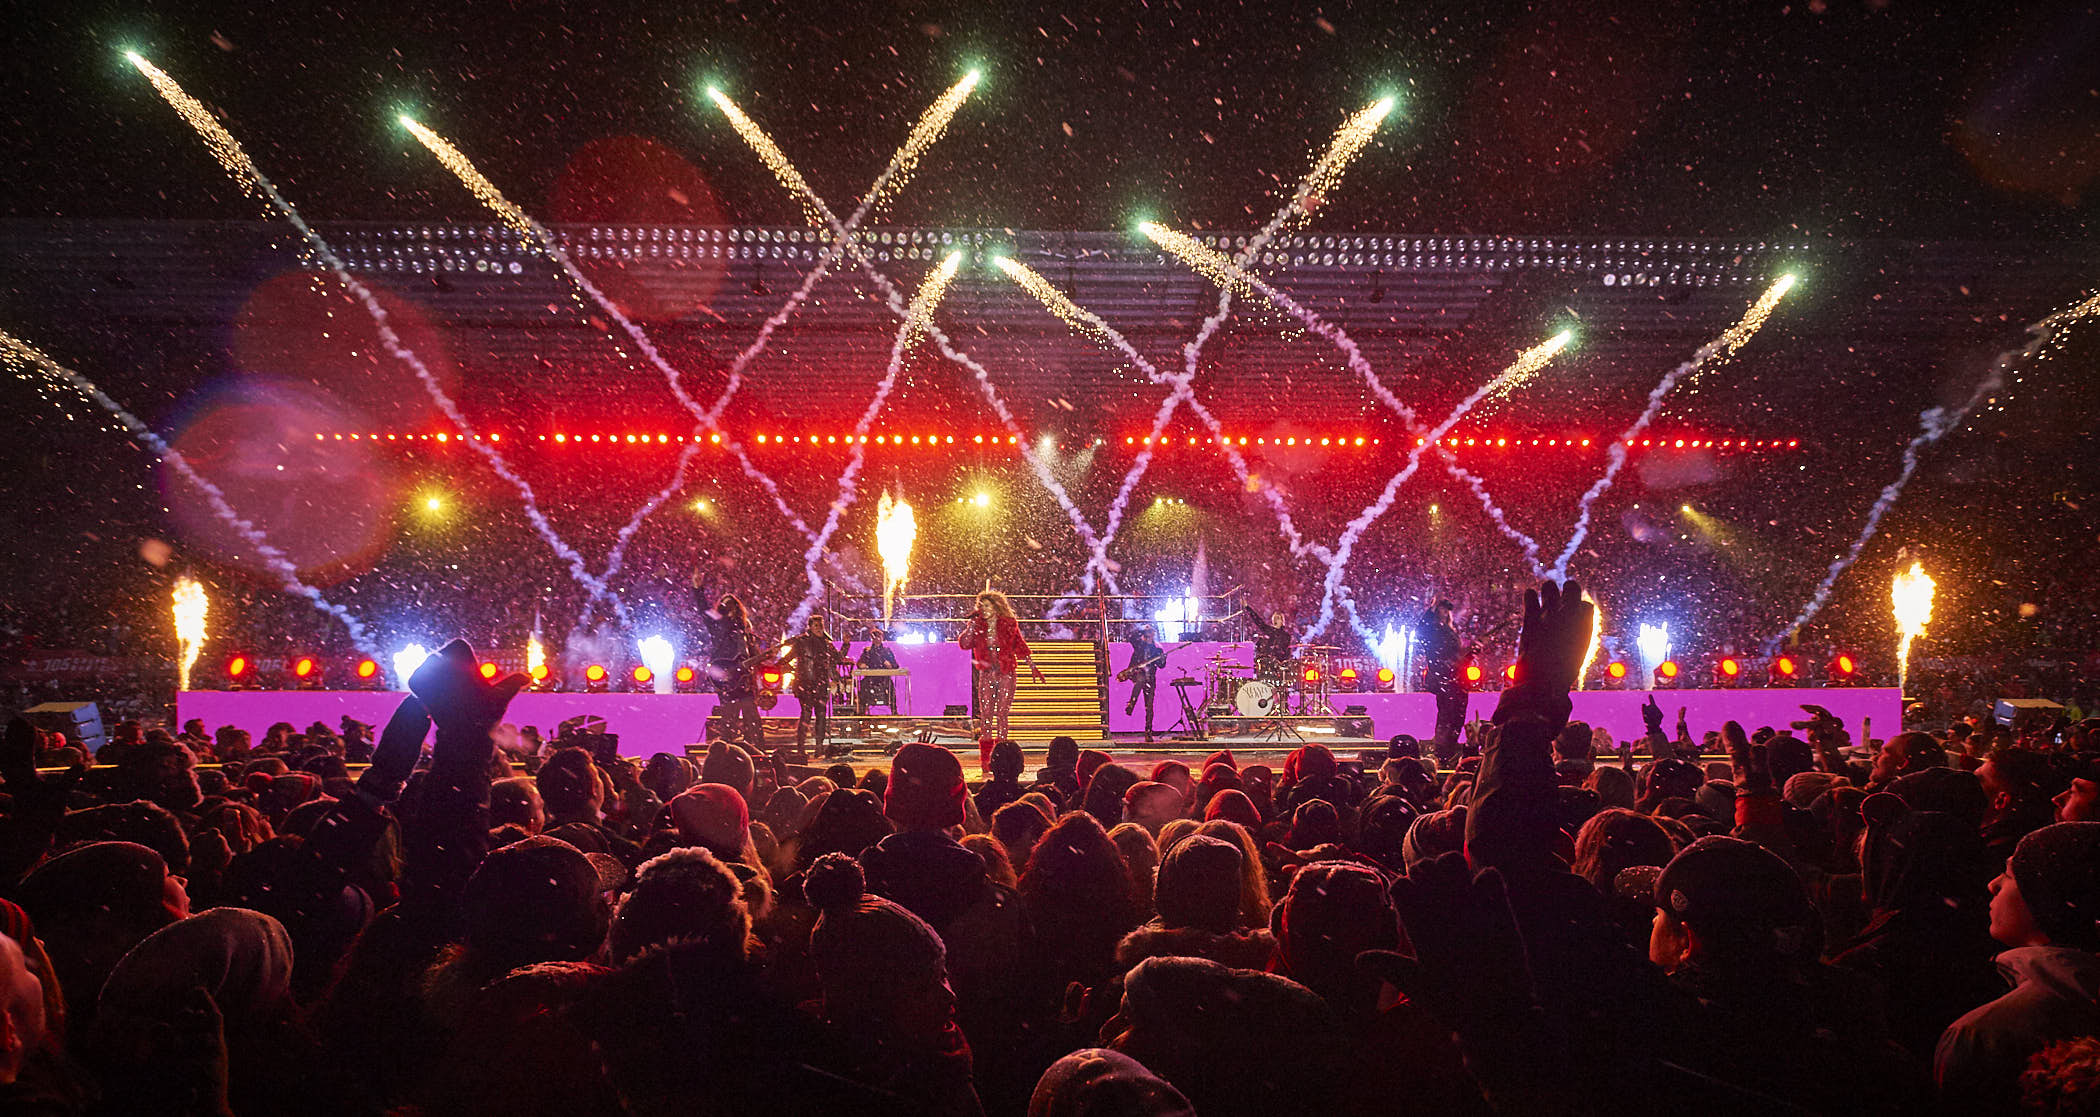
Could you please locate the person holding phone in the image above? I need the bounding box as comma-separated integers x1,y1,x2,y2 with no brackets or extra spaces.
958,588,1043,740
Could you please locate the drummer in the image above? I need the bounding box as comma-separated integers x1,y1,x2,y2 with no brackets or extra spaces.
1249,608,1294,677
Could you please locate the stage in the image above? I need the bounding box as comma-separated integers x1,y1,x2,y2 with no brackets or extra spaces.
177,638,1901,761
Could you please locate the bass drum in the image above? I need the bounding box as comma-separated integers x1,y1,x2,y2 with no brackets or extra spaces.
1234,679,1283,717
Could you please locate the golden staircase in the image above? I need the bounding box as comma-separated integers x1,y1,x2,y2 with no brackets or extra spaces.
1004,639,1107,741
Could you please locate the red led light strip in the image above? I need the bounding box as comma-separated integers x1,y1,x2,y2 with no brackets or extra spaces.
315,430,1802,450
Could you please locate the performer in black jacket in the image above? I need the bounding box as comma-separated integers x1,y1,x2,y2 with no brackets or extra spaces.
781,614,849,755
692,566,764,746
1249,609,1294,675
1418,598,1465,763
1123,625,1167,742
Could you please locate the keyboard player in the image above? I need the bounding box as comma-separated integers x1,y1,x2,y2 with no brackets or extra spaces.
856,628,901,712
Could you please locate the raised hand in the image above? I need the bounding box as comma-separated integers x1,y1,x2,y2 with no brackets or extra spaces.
408,639,527,742
1724,720,1774,795
1507,579,1593,702
1641,694,1665,735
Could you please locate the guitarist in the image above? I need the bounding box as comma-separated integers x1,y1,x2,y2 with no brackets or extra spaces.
1122,625,1168,742
691,566,765,747
780,614,851,759
1418,598,1466,765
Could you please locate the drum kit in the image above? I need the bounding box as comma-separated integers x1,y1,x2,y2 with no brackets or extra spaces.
1195,643,1340,728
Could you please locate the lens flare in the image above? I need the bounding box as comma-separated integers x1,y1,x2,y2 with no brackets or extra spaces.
172,577,208,692
1892,561,1936,693
876,490,917,623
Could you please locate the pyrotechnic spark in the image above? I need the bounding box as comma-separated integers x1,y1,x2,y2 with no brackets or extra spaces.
2,330,380,656
172,577,208,693
868,71,979,214
1480,331,1574,401
995,257,1112,341
637,636,676,696
392,644,430,689
1892,561,1935,694
526,632,546,679
1578,599,1602,690
876,491,917,623
1138,222,1260,298
1551,272,1800,579
398,117,533,235
1637,623,1671,679
706,87,824,225
1772,289,2100,648
790,252,964,625
128,54,630,629
1295,96,1397,216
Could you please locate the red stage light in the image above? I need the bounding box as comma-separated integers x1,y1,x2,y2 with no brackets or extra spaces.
355,659,379,680
293,657,316,679
478,662,499,680
1771,655,1798,681
1655,660,1681,686
1463,664,1484,687
1606,661,1629,682
584,664,607,682
528,664,551,684
1720,658,1740,677
1301,665,1322,685
675,666,696,684
760,667,784,688
1375,666,1396,691
631,666,653,685
1503,663,1519,683
226,655,249,682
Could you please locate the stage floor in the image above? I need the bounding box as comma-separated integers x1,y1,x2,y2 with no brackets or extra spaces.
178,686,1901,766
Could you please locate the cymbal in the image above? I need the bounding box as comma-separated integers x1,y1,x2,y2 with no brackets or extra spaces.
1209,663,1251,672
1293,643,1340,651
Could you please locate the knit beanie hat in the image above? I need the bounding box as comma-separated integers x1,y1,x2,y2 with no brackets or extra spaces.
700,743,757,800
802,853,947,1014
464,836,617,969
668,783,751,859
2010,822,2100,952
1402,807,1467,871
1076,749,1113,793
608,847,749,963
1154,834,1245,932
1783,770,1842,809
885,742,967,830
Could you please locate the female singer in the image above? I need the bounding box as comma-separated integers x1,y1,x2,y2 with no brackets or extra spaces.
958,588,1044,740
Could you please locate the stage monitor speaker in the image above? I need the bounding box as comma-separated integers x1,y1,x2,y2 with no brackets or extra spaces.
1333,705,1374,739
942,704,970,718
1995,698,2064,727
24,701,105,752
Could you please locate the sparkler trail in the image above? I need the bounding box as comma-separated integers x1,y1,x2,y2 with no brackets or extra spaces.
1086,98,1400,599
590,75,984,600
398,114,819,565
788,253,962,627
708,96,1124,597
994,256,1318,555
1549,273,1797,580
127,53,631,629
1770,290,2100,647
1142,220,1566,631
2,331,381,657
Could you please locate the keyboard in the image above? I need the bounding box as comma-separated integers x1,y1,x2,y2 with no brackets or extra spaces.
853,668,911,677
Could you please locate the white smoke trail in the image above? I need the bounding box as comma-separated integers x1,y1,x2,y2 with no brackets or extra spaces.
128,55,632,628
2,332,382,658
1769,289,2100,647
1549,275,1797,579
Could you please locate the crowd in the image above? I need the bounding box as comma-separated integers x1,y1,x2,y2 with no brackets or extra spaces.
1,580,2097,1114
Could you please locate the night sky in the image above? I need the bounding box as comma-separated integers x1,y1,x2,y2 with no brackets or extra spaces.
3,0,2096,238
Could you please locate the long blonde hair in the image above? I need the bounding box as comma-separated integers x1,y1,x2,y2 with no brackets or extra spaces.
977,589,1017,621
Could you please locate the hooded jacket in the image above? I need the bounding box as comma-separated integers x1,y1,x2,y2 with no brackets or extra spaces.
1935,945,2100,1116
